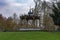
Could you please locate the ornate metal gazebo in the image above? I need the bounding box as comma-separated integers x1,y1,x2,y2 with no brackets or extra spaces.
20,9,40,29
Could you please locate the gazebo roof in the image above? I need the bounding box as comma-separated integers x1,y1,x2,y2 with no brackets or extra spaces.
20,15,40,20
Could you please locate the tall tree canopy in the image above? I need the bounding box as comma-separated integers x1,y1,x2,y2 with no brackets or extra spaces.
50,2,60,26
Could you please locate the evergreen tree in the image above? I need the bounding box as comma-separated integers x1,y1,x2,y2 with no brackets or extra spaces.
50,2,60,26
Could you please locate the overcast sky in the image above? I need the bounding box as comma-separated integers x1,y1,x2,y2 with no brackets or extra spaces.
0,0,35,17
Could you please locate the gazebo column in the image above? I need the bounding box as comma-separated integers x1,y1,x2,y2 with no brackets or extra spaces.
26,20,28,28
32,17,35,28
35,20,37,28
39,18,41,29
20,19,22,28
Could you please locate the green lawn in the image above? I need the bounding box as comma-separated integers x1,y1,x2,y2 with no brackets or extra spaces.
0,32,60,40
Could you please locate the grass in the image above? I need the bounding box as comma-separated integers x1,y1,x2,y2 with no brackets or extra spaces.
0,32,60,40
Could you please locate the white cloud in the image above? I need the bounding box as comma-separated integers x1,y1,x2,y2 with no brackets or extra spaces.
10,3,22,6
0,0,35,17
